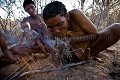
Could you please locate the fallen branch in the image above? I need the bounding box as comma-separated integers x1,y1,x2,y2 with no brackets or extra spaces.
18,60,88,79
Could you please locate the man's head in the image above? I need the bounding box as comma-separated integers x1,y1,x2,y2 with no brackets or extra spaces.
43,1,67,21
21,22,31,32
23,0,36,16
43,1,69,37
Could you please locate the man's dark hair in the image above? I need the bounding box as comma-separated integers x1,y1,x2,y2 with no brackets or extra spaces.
43,1,67,21
23,0,35,9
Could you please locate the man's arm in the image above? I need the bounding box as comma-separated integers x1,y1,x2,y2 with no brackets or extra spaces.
0,31,14,58
39,22,49,39
69,9,97,34
36,39,46,53
0,31,8,55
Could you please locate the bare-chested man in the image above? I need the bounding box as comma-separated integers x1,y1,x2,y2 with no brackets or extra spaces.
43,1,120,63
10,0,49,56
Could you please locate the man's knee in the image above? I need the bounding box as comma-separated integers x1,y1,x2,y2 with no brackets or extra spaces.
109,23,120,35
110,23,120,31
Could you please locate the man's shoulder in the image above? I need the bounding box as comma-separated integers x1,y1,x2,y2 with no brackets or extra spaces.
69,9,79,12
38,14,44,21
68,9,83,15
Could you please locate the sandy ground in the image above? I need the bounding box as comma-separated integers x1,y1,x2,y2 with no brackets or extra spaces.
0,41,120,80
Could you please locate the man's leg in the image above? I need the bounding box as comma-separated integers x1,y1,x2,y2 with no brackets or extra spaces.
10,45,33,56
10,44,43,56
90,23,120,56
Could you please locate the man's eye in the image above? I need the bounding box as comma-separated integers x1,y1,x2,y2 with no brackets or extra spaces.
58,22,63,26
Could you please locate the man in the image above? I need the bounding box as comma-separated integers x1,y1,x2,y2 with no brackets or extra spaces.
10,0,48,57
18,21,46,54
0,31,17,66
43,1,120,63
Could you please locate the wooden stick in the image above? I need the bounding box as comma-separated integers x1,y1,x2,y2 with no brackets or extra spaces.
18,60,88,78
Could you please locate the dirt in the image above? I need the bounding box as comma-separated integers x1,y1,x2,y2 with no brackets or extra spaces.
1,41,120,80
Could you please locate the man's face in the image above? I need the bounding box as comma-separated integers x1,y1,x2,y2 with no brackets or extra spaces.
25,4,36,16
45,14,69,37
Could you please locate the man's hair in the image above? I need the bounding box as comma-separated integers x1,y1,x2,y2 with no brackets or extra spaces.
43,1,67,21
23,0,35,9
